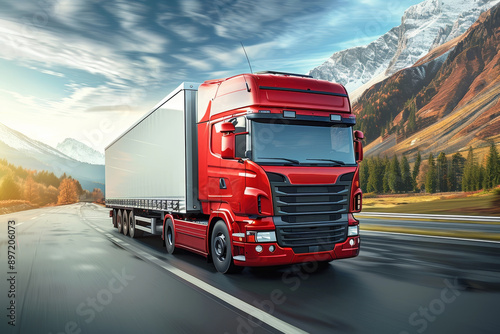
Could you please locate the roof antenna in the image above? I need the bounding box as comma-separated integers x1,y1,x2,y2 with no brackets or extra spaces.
240,42,252,92
240,42,253,74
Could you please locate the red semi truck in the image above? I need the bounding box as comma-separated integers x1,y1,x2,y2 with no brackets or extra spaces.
105,71,364,273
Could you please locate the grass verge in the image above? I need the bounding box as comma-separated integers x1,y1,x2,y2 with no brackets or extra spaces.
361,224,500,242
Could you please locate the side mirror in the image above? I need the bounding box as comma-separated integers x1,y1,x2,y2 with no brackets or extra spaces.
354,130,364,140
220,122,236,159
354,130,364,162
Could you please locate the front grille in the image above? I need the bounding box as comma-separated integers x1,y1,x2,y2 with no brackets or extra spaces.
268,172,353,252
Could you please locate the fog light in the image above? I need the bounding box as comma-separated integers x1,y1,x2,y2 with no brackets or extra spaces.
255,245,263,253
349,239,355,247
269,245,275,252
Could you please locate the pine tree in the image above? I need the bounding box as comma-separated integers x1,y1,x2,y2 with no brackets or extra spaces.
382,156,391,193
360,158,370,192
449,152,465,191
412,151,422,192
388,155,402,193
462,147,475,192
436,152,448,192
367,157,384,193
484,143,499,189
425,153,437,193
400,155,412,192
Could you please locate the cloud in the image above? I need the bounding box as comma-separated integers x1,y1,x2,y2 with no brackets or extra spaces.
85,105,140,112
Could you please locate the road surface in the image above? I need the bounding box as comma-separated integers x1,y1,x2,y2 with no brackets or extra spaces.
1,203,500,334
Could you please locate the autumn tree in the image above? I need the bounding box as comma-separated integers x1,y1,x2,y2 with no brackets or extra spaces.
92,188,104,203
57,178,78,204
0,174,22,200
24,175,39,204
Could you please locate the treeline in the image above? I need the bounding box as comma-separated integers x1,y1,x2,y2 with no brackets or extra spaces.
0,159,103,206
360,144,500,194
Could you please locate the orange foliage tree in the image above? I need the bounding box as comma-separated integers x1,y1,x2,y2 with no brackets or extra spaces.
57,178,79,204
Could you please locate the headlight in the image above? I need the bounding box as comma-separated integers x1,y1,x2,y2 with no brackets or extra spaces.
347,225,359,236
247,231,277,243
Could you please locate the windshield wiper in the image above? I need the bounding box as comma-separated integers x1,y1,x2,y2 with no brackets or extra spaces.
306,158,345,166
259,157,300,165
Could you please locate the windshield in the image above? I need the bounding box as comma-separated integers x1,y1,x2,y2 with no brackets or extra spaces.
251,121,356,166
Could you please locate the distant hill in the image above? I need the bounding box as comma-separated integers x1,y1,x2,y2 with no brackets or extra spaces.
0,123,104,191
56,138,104,165
354,3,500,161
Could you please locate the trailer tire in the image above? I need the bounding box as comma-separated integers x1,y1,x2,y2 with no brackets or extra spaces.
113,209,118,228
122,210,129,236
117,210,123,233
128,212,143,238
164,219,175,254
211,220,240,274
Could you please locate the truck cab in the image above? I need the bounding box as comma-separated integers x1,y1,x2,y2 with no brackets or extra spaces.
197,72,363,272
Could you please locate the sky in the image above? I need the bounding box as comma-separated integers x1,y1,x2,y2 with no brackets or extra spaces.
0,0,421,152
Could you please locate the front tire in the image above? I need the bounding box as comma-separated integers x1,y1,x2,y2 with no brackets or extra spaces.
211,220,240,274
164,219,175,254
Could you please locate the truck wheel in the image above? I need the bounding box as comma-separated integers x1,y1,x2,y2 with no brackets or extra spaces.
117,210,123,233
113,210,118,228
211,220,240,274
128,212,143,238
164,219,175,254
122,210,129,236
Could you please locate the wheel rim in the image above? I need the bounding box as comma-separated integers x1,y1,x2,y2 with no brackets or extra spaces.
214,233,227,262
167,228,173,246
118,215,122,229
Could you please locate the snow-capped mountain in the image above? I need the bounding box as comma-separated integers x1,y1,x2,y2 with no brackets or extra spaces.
57,138,104,165
0,122,104,191
309,0,500,98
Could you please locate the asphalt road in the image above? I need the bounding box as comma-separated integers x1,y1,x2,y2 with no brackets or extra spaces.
1,203,499,334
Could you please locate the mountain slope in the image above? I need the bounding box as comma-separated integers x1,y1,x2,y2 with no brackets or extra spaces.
309,0,500,98
56,138,104,165
359,3,500,160
0,123,104,191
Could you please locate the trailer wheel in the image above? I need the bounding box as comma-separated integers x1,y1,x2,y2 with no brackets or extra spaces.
113,209,118,228
117,210,123,233
128,212,143,238
122,210,129,236
211,220,240,274
164,219,175,254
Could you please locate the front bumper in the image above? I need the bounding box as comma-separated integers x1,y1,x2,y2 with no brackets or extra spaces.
232,235,360,267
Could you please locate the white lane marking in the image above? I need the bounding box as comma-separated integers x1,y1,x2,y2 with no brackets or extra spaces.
95,228,104,233
84,221,307,333
145,252,307,334
30,216,38,220
361,230,500,244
